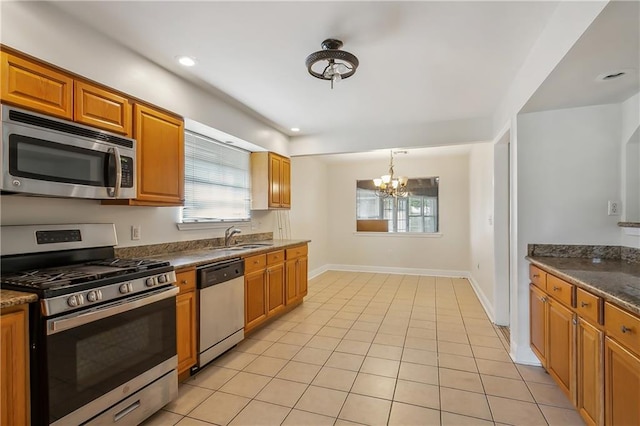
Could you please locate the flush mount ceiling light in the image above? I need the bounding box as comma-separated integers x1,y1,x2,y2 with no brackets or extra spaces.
305,39,359,89
176,56,197,67
290,127,300,132
373,150,408,198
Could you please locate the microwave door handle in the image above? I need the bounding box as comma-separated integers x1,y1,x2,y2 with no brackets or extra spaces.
108,147,122,198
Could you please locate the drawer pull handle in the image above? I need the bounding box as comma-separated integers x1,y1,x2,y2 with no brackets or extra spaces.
533,274,540,278
553,286,560,291
580,302,590,308
621,325,632,334
181,280,187,284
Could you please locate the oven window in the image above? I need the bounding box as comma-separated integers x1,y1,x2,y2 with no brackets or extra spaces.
46,296,176,424
9,135,108,187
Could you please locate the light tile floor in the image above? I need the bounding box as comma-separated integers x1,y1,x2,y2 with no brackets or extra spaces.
143,272,585,426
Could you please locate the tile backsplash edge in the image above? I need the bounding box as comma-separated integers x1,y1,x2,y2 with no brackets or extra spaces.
115,232,273,258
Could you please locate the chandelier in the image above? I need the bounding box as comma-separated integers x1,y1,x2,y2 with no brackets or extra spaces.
373,151,408,198
305,39,359,89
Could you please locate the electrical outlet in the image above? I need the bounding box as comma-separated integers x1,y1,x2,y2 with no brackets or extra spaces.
131,225,141,240
608,200,621,216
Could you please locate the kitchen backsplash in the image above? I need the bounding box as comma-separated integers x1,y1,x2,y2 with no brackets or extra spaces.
527,244,640,264
115,232,273,258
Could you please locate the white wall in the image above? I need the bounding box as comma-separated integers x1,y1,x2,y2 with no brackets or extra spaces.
0,196,276,248
289,157,330,274
513,103,622,362
324,153,470,274
620,92,640,248
468,143,496,320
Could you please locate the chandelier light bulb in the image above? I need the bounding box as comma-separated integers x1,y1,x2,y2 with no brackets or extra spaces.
373,178,382,187
392,180,399,189
382,174,391,184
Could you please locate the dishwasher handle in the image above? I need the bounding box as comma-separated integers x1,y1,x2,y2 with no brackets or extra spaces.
198,259,245,290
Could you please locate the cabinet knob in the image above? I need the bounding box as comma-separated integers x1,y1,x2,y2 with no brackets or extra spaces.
621,325,632,334
580,301,589,308
572,317,578,325
541,296,548,303
553,286,560,291
181,280,188,284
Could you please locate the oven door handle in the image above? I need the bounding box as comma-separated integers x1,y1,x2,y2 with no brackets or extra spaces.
47,286,178,335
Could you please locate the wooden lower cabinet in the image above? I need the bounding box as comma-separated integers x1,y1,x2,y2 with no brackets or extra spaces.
285,245,308,305
266,262,285,316
245,269,268,331
604,337,640,426
530,284,547,366
547,297,574,399
1,305,29,426
577,318,603,426
175,269,197,378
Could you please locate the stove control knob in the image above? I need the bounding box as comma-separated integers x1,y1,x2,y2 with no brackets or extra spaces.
87,290,102,302
146,277,155,287
67,294,85,307
119,283,130,294
158,274,167,284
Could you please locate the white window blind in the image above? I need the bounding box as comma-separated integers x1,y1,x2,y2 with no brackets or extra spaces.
183,130,250,223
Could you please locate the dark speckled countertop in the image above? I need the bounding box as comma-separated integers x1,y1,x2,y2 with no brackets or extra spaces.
526,256,640,315
0,289,38,309
147,239,310,270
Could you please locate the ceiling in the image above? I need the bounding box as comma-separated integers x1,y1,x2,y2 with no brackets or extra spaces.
522,0,640,113
52,1,560,137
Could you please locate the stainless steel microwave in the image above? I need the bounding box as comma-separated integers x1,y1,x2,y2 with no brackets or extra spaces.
1,105,136,199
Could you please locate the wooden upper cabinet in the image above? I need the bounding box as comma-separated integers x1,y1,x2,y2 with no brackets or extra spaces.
74,80,132,136
251,152,291,209
1,51,73,119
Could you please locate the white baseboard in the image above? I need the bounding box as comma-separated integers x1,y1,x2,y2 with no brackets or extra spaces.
308,264,331,280
322,263,469,278
464,273,496,323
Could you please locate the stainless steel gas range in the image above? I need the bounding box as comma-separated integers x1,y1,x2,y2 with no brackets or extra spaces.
0,224,178,426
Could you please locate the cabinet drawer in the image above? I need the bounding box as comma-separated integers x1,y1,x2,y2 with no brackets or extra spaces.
547,274,573,307
605,302,640,355
267,250,285,265
529,265,547,290
286,245,308,260
175,268,196,293
245,254,267,273
576,287,602,325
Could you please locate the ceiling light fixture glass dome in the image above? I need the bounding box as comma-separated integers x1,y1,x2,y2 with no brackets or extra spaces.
305,39,359,89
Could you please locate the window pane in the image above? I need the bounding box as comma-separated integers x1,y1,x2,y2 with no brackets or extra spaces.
355,177,439,233
183,131,250,222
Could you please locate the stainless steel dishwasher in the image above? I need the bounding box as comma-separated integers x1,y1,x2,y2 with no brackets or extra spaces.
196,258,245,370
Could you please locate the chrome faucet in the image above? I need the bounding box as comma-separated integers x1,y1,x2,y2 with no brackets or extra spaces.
224,226,242,247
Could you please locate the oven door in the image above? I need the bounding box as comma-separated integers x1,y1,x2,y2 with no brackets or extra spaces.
1,119,136,200
39,286,178,426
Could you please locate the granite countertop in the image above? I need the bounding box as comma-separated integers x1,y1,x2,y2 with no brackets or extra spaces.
0,289,38,309
148,239,310,270
527,256,640,315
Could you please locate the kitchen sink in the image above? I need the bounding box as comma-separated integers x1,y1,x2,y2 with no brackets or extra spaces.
211,243,274,251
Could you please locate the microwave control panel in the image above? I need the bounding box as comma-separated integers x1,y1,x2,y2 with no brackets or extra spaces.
121,157,134,188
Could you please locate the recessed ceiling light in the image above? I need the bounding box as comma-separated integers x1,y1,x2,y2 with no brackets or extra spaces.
177,56,196,67
290,127,300,132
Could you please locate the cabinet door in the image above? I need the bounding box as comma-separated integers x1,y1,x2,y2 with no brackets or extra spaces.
298,256,308,297
74,80,132,136
266,263,285,316
547,297,574,399
245,270,267,331
268,153,282,208
134,104,184,205
577,318,603,426
176,290,197,376
604,337,640,426
285,259,298,305
1,51,73,120
1,307,28,426
530,284,547,366
281,157,291,208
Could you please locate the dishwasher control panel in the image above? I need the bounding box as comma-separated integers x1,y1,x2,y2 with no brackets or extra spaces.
197,258,244,289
